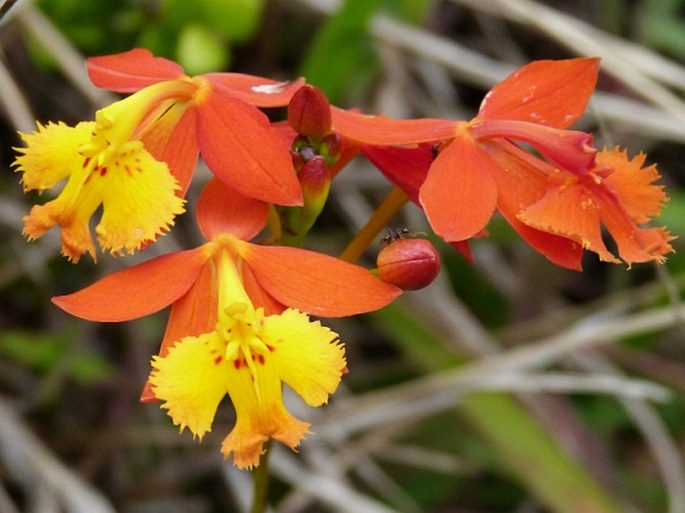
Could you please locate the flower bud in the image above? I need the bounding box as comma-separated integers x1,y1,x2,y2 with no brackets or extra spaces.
377,238,441,290
299,155,330,201
320,132,341,166
288,85,332,139
278,156,331,246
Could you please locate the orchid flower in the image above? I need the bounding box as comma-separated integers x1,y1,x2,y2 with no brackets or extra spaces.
52,178,400,468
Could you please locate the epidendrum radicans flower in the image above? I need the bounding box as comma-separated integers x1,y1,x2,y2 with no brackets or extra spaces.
52,178,401,469
14,48,304,262
333,58,673,268
13,89,187,262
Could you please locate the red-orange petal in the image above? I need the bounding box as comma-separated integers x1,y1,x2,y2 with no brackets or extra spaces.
519,170,619,263
240,244,401,317
600,149,667,222
86,48,185,93
140,106,199,196
196,90,302,206
52,247,209,322
204,74,305,107
196,177,269,241
478,58,600,128
331,107,456,145
602,214,673,265
241,263,286,316
450,241,474,263
486,142,583,270
419,132,498,242
507,214,583,270
141,259,218,403
362,144,433,204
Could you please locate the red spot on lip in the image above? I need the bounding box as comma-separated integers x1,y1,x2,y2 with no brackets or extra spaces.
214,356,223,365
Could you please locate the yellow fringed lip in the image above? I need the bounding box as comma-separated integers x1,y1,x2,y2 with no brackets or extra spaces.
149,253,346,469
15,116,185,262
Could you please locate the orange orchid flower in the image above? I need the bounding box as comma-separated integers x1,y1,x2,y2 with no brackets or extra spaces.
85,48,304,204
334,58,672,268
331,58,599,241
52,178,400,468
513,147,673,265
363,142,584,269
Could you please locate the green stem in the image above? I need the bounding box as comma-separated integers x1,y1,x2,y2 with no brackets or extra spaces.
250,440,272,513
339,186,409,263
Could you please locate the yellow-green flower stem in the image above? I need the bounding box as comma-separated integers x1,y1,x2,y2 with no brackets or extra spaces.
340,186,410,263
251,440,272,513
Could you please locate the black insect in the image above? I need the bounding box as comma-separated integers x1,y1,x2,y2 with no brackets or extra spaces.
380,227,423,246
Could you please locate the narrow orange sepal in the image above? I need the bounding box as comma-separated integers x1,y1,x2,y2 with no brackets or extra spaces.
196,90,303,206
479,58,600,128
52,248,208,322
331,107,456,145
241,245,401,317
205,74,305,107
140,106,199,196
86,48,185,93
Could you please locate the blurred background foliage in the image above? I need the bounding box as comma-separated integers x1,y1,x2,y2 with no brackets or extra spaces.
1,1,685,512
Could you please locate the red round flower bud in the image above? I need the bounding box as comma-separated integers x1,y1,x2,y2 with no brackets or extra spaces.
377,238,441,290
288,85,332,138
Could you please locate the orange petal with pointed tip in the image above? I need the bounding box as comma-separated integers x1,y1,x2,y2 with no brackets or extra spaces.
507,213,583,270
86,48,185,93
52,247,209,322
450,241,474,263
479,58,600,128
196,178,269,241
241,263,285,316
420,132,498,242
141,105,199,196
204,74,305,107
141,259,217,403
363,144,432,205
331,107,456,145
196,90,302,206
239,244,401,317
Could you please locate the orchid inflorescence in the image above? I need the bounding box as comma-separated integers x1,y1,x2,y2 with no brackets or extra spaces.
13,49,672,470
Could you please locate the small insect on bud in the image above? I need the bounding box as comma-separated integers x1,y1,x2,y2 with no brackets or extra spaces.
288,84,332,139
377,238,441,290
